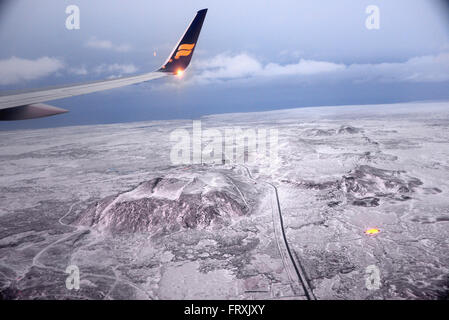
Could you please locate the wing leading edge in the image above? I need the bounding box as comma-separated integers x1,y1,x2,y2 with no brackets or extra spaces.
0,8,208,121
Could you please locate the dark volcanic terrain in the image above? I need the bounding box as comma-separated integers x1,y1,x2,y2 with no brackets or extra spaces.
77,173,252,235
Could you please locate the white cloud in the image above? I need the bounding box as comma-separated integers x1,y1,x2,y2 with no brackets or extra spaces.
94,63,138,76
0,56,64,85
345,53,449,83
86,37,132,52
194,53,345,82
264,59,345,76
0,56,139,85
69,66,88,75
196,54,263,79
191,52,449,84
69,64,138,77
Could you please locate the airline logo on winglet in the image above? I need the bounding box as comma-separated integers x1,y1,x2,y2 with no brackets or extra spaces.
175,43,195,59
167,43,196,63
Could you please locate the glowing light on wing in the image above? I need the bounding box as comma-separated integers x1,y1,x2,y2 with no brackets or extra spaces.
365,228,380,235
176,69,184,77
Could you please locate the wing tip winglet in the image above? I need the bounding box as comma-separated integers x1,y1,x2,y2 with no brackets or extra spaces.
159,8,208,74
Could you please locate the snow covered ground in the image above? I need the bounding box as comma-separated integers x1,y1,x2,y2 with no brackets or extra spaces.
0,101,448,299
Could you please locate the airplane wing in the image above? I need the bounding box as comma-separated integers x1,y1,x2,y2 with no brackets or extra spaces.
0,8,208,121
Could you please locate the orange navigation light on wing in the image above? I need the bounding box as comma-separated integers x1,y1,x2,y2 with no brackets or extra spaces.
176,69,184,77
365,228,380,235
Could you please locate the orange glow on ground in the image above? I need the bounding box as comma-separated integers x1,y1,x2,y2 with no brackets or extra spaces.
365,228,380,235
176,69,184,77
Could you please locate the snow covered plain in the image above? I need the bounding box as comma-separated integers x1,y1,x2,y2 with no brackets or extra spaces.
0,101,448,299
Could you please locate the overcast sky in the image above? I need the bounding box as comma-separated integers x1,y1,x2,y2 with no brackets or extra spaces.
1,0,449,130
